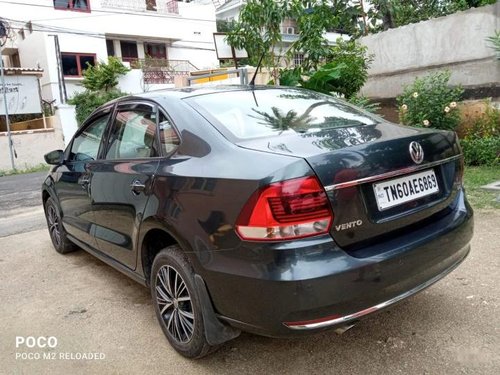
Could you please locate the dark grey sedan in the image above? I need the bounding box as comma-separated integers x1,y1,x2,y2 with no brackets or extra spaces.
42,86,473,358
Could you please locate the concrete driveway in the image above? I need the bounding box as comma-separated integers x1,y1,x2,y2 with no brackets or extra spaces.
0,173,498,374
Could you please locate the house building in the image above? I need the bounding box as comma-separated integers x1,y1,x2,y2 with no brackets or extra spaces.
1,0,219,105
214,0,345,67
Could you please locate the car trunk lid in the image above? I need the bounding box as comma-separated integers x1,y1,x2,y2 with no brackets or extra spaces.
237,122,463,250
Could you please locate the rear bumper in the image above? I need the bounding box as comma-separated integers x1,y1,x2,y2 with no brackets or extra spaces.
282,245,468,330
201,189,473,338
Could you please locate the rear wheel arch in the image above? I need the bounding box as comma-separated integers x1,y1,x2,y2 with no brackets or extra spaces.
141,227,181,285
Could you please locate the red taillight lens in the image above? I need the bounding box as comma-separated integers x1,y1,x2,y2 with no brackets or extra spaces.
236,176,333,241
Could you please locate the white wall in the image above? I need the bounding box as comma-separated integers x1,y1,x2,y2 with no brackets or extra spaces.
0,121,65,171
168,43,217,70
118,69,174,94
57,105,78,146
360,3,500,99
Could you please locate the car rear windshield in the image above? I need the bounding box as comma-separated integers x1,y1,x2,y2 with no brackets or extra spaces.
186,88,378,140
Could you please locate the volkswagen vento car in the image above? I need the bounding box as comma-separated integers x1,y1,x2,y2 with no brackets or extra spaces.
42,86,473,358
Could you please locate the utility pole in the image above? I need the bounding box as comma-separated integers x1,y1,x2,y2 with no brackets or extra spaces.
0,18,15,170
50,34,67,103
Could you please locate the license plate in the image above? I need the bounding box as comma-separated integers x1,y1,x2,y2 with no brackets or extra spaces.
373,169,439,211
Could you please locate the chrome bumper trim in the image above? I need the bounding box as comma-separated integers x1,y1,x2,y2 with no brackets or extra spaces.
323,154,462,192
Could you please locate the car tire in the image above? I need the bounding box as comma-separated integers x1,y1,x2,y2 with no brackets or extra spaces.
44,197,78,254
151,245,215,359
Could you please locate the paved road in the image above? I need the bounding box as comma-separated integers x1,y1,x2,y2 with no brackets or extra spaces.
0,171,47,237
0,210,499,374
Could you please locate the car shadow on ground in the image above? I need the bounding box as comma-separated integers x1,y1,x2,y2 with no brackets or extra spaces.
63,245,464,372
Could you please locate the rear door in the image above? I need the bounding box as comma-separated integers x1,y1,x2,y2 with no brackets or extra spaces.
89,102,161,269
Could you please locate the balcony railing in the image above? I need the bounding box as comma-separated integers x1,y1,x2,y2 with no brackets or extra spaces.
120,58,197,84
100,0,179,15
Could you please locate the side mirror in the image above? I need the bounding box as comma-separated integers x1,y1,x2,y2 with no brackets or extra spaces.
44,150,64,165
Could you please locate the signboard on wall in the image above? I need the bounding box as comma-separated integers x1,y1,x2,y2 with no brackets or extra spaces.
0,75,42,115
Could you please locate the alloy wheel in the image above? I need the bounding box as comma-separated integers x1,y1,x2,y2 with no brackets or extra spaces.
47,205,61,248
155,265,195,343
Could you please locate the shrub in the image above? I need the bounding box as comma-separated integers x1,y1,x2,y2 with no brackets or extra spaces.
69,90,126,126
277,39,373,100
465,104,500,139
397,71,463,130
458,102,500,166
347,95,381,114
460,137,500,166
322,38,373,99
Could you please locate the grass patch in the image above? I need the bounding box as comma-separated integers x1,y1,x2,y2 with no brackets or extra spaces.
463,166,500,209
0,164,50,177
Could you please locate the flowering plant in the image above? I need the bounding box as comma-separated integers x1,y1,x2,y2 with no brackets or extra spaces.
397,71,463,130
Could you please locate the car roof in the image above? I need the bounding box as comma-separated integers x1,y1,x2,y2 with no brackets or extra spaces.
91,85,304,116
120,85,278,101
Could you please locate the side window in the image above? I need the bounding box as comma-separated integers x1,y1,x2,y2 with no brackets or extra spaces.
69,114,109,162
106,105,157,159
159,112,180,154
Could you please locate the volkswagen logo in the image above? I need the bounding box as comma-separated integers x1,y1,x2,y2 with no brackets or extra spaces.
409,141,424,164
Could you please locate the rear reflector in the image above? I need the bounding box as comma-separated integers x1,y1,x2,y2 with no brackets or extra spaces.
236,176,333,241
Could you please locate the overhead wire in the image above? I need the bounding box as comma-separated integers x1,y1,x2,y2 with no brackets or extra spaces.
0,0,217,23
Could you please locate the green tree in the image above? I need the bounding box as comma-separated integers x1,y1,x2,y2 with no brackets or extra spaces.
69,57,129,126
226,1,366,79
277,37,373,100
82,56,130,92
288,0,364,70
226,0,289,81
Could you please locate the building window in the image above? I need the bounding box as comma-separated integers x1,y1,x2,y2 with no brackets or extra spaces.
120,41,138,63
145,43,167,60
293,53,304,67
106,40,115,57
54,0,91,12
61,53,96,76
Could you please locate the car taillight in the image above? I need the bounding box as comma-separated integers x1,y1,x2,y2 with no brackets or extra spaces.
236,176,333,241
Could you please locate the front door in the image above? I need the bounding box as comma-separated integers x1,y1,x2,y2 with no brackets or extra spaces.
56,111,110,248
90,102,160,269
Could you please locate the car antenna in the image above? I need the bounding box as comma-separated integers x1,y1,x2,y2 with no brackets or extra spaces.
249,51,265,86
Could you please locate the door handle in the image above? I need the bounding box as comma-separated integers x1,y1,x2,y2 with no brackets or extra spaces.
79,175,91,187
130,179,146,194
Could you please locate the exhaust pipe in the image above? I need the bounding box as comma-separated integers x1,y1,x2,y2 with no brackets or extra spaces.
334,323,357,335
